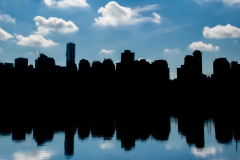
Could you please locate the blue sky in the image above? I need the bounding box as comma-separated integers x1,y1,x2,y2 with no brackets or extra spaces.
0,0,240,79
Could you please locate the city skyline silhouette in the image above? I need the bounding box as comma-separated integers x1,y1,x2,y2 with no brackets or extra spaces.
1,0,240,159
1,42,240,81
0,42,239,118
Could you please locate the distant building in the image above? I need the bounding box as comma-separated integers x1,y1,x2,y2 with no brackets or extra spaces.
212,58,230,80
35,54,55,72
231,61,240,80
0,62,3,71
151,60,169,82
134,59,150,74
193,50,202,76
15,57,28,71
4,63,14,69
78,59,90,73
102,58,115,73
121,50,134,64
177,50,202,81
116,50,135,73
66,42,76,71
2,63,14,81
92,61,102,73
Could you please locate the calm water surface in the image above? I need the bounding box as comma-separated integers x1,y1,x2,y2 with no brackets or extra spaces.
0,118,239,160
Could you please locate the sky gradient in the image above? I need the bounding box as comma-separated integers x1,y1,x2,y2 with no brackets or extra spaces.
0,0,240,79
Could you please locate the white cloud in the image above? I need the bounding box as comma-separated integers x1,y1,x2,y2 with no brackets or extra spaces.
203,24,240,39
163,48,181,55
152,12,161,24
34,16,79,35
0,13,15,23
222,0,240,5
194,0,240,6
25,51,40,55
94,1,161,26
0,27,13,41
43,0,89,8
100,49,115,54
192,147,223,158
138,58,152,63
194,0,221,5
133,4,158,12
188,41,220,51
14,150,52,160
15,34,58,47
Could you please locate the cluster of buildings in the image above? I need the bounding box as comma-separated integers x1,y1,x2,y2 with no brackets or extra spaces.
0,42,240,82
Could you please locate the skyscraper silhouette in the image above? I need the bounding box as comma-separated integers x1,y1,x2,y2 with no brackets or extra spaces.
15,57,28,72
121,50,134,64
116,50,135,73
151,60,169,82
177,50,202,81
193,50,202,76
66,42,76,71
35,54,55,73
212,58,230,81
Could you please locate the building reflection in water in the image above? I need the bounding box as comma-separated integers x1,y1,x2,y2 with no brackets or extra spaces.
0,114,239,156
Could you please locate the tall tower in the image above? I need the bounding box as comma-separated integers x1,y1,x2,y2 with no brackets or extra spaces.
66,42,76,68
213,58,230,80
193,50,202,76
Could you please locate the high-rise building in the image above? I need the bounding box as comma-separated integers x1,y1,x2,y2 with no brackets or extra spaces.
116,50,135,73
79,59,90,73
103,58,115,73
212,58,230,80
193,50,202,76
151,60,169,81
121,50,134,64
66,42,76,69
177,50,202,80
15,57,28,71
35,54,55,72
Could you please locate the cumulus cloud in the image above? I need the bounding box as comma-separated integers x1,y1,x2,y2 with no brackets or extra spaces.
15,34,58,47
94,1,161,26
0,27,13,41
34,16,79,35
203,24,240,39
43,0,89,8
100,49,115,54
188,41,220,51
0,13,15,23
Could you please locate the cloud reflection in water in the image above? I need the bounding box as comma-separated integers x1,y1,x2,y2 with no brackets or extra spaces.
192,147,223,158
13,150,53,160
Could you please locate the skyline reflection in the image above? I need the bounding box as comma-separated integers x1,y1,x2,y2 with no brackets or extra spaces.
0,116,239,160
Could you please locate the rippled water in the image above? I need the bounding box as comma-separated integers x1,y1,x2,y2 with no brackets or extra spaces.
0,118,239,160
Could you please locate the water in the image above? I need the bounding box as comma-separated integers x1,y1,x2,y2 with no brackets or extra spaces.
0,117,239,160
